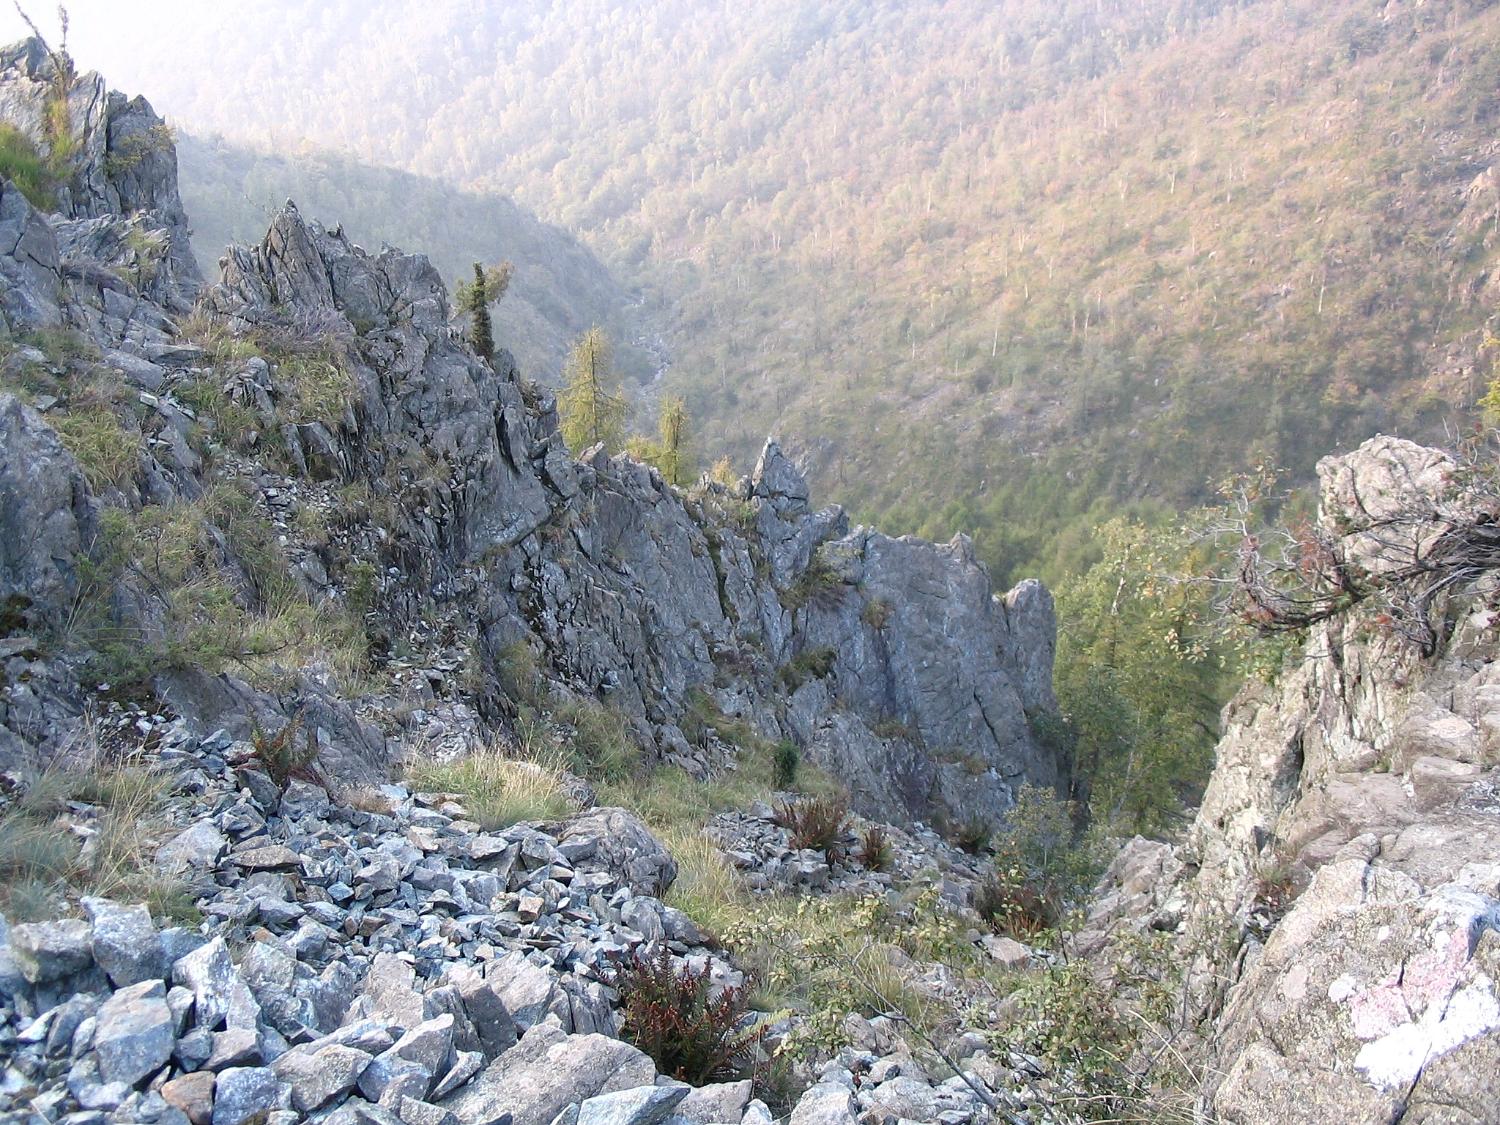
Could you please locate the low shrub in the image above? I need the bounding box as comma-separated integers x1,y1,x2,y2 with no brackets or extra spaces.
856,824,893,872
555,696,641,782
0,123,54,209
772,740,800,789
607,944,765,1085
776,646,836,692
785,555,845,612
974,866,1060,939
250,713,320,789
0,743,195,923
861,597,894,630
773,795,850,856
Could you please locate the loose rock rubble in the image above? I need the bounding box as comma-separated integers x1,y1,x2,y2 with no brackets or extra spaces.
0,722,1079,1125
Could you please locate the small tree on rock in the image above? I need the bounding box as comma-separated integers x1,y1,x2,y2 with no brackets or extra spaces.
457,260,512,364
559,326,626,453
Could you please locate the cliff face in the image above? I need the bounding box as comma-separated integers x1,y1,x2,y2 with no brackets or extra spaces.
0,42,1063,833
1096,437,1500,1123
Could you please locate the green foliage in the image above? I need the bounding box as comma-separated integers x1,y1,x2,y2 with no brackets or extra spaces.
51,401,140,491
553,695,641,782
558,327,627,454
103,123,176,177
249,712,320,789
785,555,844,612
856,824,892,872
724,886,967,1060
775,646,835,692
0,123,55,208
404,742,573,830
607,945,765,1085
0,746,196,924
1052,518,1225,834
457,261,499,362
977,784,1106,939
68,488,367,692
772,740,799,789
861,597,893,630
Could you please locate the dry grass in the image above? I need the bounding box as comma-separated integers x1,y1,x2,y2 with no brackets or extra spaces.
403,742,575,830
0,729,197,923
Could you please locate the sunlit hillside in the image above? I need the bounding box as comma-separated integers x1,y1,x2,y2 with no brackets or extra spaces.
39,0,1500,579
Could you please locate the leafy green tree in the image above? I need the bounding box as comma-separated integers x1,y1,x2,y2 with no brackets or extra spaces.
656,395,693,486
1052,518,1225,835
559,327,626,454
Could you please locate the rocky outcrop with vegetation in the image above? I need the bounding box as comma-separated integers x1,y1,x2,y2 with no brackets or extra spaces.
0,41,1084,1125
1082,435,1500,1123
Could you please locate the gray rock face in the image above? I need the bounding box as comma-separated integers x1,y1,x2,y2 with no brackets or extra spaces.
1159,435,1500,1122
0,38,200,306
0,394,92,636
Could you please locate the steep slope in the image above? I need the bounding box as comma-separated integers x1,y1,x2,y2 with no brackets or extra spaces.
0,40,1062,832
1084,436,1500,1121
37,0,1500,579
175,133,661,389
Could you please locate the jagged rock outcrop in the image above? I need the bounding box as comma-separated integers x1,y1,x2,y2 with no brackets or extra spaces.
191,199,1063,830
1136,435,1500,1123
0,45,1061,829
0,38,199,310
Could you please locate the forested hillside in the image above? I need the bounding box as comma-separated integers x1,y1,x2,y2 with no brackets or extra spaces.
40,0,1500,581
176,134,659,388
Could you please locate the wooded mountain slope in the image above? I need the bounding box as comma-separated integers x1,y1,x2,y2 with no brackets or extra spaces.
49,0,1500,581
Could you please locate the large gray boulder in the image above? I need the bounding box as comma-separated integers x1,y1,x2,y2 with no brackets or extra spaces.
438,1021,656,1125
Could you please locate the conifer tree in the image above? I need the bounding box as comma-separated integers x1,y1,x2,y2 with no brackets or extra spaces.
656,394,693,486
558,327,626,453
462,261,495,363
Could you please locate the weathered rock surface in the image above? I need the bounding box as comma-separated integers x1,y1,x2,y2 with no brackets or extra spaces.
1129,435,1500,1122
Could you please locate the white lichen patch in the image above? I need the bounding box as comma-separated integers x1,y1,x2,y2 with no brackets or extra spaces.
1354,980,1500,1089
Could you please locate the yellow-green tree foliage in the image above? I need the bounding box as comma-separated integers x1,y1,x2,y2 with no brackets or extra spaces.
559,327,626,454
655,395,692,486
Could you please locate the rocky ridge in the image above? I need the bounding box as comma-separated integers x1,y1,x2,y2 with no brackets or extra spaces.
1081,435,1500,1123
0,40,1074,1125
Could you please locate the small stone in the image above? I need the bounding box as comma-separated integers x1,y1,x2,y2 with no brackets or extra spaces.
173,938,260,1032
10,919,94,983
205,1028,262,1071
383,1013,454,1078
576,1084,688,1125
272,1043,373,1113
232,845,302,871
83,899,165,987
94,980,175,1087
157,821,228,873
358,1054,430,1103
212,1066,283,1125
279,779,330,820
162,1070,216,1125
